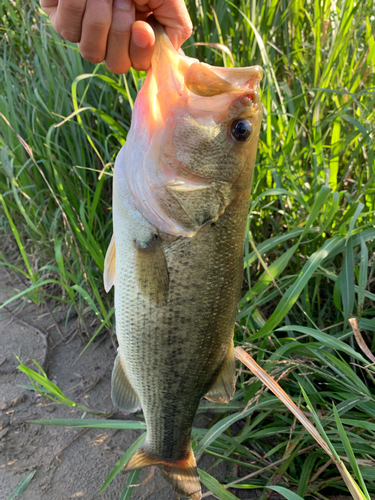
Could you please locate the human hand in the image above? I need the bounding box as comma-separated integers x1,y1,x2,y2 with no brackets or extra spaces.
40,0,192,73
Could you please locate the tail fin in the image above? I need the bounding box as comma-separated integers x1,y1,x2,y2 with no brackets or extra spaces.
124,445,201,499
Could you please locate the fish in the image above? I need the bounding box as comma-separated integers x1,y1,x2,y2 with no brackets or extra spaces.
104,21,263,500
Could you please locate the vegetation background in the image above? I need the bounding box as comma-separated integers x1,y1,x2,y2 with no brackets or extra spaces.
0,0,374,499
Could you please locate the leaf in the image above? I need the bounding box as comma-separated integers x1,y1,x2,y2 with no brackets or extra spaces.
78,307,115,357
333,404,371,500
241,243,298,303
17,362,77,406
347,202,365,242
301,185,331,239
198,469,240,500
194,398,280,461
72,284,102,319
277,325,368,364
297,452,318,497
358,237,368,312
336,461,372,500
6,470,36,500
101,433,146,492
234,347,334,457
267,486,305,500
299,385,340,461
32,418,147,430
244,228,312,269
342,237,355,324
194,412,249,461
0,279,66,310
312,350,371,397
250,188,307,212
119,469,141,500
318,190,340,236
190,42,235,66
329,120,341,190
252,236,342,339
340,419,375,432
0,192,34,281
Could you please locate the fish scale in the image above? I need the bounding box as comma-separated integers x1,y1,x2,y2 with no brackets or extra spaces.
104,20,263,499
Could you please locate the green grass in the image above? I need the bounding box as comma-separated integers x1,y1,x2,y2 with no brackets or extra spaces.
1,0,375,498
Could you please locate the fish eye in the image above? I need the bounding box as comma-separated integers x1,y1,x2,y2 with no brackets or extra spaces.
230,119,252,142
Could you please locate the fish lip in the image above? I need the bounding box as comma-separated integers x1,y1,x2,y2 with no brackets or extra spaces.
200,63,263,92
247,65,263,80
244,65,263,90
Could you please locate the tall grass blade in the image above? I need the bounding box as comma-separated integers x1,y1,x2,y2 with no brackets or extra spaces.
333,404,371,500
199,469,240,500
119,469,141,500
101,433,146,493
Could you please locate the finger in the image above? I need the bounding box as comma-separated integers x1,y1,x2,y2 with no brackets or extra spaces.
54,0,87,43
40,0,58,22
78,0,112,64
134,0,192,49
129,20,155,71
135,6,152,22
105,0,135,74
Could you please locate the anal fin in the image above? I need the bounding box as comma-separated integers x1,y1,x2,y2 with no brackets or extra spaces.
104,234,116,292
205,340,236,403
111,355,141,412
135,236,169,306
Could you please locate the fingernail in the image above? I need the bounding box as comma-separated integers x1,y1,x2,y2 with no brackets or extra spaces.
113,0,133,11
132,30,150,48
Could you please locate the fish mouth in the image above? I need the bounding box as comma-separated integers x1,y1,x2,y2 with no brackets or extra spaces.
184,63,263,97
145,20,263,126
150,17,262,96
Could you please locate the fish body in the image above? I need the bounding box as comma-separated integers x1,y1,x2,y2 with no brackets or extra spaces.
104,22,263,499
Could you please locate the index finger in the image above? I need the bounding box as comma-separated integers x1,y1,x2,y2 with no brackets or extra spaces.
134,0,192,49
40,0,58,21
53,0,87,42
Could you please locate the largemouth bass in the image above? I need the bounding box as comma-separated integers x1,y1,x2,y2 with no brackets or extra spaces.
104,22,263,499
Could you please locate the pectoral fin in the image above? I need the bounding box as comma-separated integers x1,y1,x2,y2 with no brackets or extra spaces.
166,181,232,228
111,355,141,412
135,236,169,306
205,340,236,403
104,234,116,292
